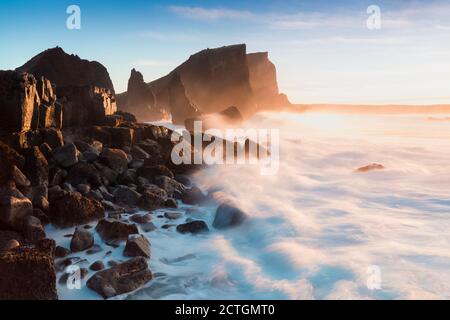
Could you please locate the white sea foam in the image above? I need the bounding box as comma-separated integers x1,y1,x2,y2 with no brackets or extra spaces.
53,112,450,300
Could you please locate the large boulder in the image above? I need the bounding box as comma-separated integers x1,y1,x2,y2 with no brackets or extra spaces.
53,142,79,168
123,234,151,258
0,186,33,230
137,190,167,211
65,162,102,188
86,257,152,299
0,239,57,300
49,192,105,228
100,148,128,174
113,186,141,206
70,227,94,252
176,220,209,234
95,219,139,241
22,216,46,242
23,146,49,186
0,141,25,185
212,202,248,229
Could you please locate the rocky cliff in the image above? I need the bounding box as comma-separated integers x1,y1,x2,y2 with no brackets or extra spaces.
16,47,115,94
16,47,116,127
247,52,290,110
118,44,290,124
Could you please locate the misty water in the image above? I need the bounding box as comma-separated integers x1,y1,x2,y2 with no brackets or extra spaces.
53,112,450,300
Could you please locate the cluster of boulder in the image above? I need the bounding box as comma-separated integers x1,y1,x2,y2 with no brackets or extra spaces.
0,47,249,300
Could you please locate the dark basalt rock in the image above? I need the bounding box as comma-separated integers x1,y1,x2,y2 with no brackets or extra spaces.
95,218,139,241
138,165,174,180
212,203,248,229
49,191,105,228
23,146,49,187
22,216,46,242
0,185,33,230
100,148,128,174
16,47,115,94
65,162,102,188
90,260,105,271
0,239,57,300
181,186,207,205
113,185,141,206
0,141,25,185
70,227,94,252
123,234,151,258
137,190,167,211
53,142,79,168
176,220,209,234
129,213,152,224
86,257,152,299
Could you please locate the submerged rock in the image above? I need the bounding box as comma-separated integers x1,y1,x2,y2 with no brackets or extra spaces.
176,220,209,234
86,257,152,299
212,203,248,229
356,163,385,173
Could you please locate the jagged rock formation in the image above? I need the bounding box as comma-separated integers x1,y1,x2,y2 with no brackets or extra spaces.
58,86,116,127
16,47,115,94
0,71,62,134
247,52,290,110
15,47,117,127
117,44,291,123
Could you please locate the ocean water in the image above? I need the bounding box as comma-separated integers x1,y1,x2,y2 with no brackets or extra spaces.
53,112,450,300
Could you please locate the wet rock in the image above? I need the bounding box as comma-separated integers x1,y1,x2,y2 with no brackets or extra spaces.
95,218,139,241
90,260,105,271
129,213,152,224
49,191,105,228
213,203,248,229
86,244,103,255
53,142,80,168
113,185,141,206
100,148,128,174
123,234,151,258
55,246,70,258
70,227,94,252
141,222,157,233
22,216,46,242
137,190,166,211
181,186,207,205
164,198,178,208
164,212,182,220
176,220,209,234
0,239,57,299
86,257,152,299
154,176,185,197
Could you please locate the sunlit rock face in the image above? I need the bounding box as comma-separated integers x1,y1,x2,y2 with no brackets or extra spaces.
118,44,291,124
0,71,62,134
247,52,290,110
16,47,117,127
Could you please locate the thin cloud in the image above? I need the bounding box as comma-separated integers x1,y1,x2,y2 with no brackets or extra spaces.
169,5,254,21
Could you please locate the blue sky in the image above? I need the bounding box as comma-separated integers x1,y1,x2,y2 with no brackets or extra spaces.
1,0,450,104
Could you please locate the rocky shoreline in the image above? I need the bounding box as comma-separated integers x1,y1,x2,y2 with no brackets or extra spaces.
0,48,249,299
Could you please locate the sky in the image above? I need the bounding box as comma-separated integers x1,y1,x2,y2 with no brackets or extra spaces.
1,0,450,105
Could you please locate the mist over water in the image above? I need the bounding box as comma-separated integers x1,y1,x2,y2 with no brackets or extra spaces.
163,111,450,300
55,112,450,300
